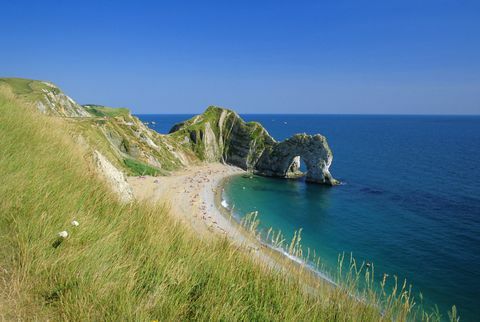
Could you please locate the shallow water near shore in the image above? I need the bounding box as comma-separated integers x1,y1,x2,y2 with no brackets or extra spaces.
139,114,480,321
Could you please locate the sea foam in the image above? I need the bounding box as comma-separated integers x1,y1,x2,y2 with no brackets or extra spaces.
221,199,229,208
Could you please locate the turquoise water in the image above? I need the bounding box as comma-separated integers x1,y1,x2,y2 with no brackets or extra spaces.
138,114,480,321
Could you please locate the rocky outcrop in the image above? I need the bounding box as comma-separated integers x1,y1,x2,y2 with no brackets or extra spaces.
169,106,338,185
0,78,89,117
255,134,338,185
168,107,275,169
93,150,134,203
0,78,197,177
89,105,195,172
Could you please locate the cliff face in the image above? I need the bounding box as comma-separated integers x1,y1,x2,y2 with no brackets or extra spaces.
168,106,275,170
0,78,196,178
0,78,90,117
169,106,338,185
77,104,196,173
255,134,337,185
1,78,337,186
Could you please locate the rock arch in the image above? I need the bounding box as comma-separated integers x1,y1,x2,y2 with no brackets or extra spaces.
254,134,338,185
168,107,338,186
286,155,303,178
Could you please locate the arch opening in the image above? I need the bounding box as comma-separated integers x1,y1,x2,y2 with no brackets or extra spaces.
285,155,308,179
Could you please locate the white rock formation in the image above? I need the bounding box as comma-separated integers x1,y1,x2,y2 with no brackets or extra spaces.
93,150,134,203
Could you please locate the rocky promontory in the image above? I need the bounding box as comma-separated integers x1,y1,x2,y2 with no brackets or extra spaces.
169,106,338,185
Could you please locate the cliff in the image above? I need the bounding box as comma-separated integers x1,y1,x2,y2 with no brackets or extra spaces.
0,78,337,186
0,78,90,117
0,78,196,184
169,106,338,185
168,106,275,169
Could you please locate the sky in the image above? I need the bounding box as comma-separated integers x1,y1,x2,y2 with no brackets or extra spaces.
1,0,479,114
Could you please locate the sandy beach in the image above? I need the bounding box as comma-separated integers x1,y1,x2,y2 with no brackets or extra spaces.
128,163,251,243
128,162,337,287
129,162,299,272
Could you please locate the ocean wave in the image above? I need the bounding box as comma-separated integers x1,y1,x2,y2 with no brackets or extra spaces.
270,245,337,286
221,199,229,208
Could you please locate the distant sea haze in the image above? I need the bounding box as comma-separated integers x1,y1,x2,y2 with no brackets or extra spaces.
138,114,480,321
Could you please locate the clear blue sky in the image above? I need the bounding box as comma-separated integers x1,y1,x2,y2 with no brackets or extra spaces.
1,0,479,114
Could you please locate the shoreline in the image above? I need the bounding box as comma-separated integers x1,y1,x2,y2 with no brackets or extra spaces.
128,162,335,287
128,163,248,241
214,173,338,287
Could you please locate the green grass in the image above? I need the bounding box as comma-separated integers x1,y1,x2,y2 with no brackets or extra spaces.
0,87,456,321
123,158,163,176
0,78,57,103
83,104,131,117
0,78,37,94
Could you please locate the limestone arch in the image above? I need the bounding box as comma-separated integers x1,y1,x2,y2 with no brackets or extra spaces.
254,133,337,185
281,150,329,183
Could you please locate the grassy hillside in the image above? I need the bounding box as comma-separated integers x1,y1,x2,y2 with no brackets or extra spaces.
0,87,453,321
0,78,90,117
0,78,196,177
83,104,131,118
0,77,57,98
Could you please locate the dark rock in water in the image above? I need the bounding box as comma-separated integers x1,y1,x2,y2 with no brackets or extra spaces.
169,106,338,185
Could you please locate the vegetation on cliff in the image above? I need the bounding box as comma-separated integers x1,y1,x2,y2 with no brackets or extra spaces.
170,106,337,184
0,78,196,177
169,106,275,169
0,78,337,184
83,104,131,118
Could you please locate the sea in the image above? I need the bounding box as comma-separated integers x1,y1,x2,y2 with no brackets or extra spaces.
137,114,480,321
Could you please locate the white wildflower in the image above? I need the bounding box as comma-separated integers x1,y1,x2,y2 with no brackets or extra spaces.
71,220,79,227
58,231,68,238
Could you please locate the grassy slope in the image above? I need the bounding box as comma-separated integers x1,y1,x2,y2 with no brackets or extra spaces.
83,104,131,118
0,78,191,177
0,88,452,321
0,78,58,109
0,78,53,96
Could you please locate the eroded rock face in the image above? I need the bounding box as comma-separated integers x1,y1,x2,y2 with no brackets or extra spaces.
93,150,134,203
168,106,276,169
38,84,90,117
169,106,338,185
255,134,338,185
0,78,91,117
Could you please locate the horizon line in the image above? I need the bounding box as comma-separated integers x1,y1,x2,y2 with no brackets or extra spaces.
134,112,480,116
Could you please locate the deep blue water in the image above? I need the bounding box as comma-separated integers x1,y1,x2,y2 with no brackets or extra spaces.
137,114,480,321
